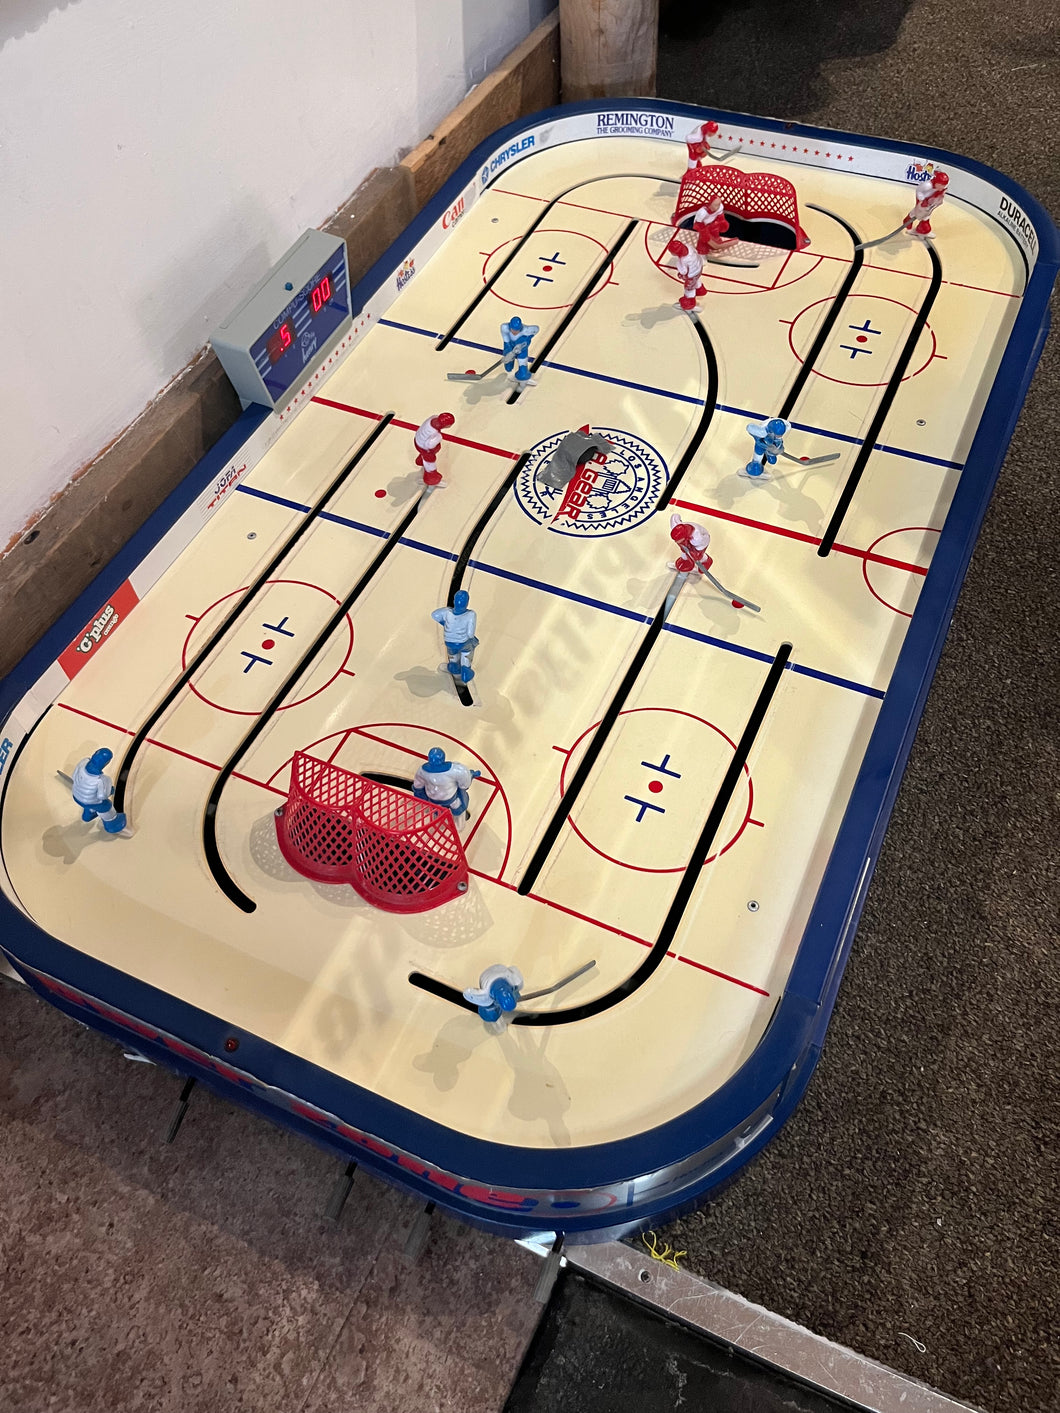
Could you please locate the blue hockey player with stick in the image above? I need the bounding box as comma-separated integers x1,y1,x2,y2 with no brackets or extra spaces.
501,315,540,387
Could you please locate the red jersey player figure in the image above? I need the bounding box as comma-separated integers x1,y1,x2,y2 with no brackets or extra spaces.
904,170,948,238
667,239,706,312
685,120,720,169
414,412,455,487
667,512,712,574
693,198,738,257
665,512,761,613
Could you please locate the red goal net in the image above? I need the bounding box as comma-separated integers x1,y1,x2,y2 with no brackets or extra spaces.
672,166,809,250
275,752,469,913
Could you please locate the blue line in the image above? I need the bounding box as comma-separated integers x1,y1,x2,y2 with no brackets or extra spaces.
378,318,706,407
235,480,883,697
378,322,964,468
318,510,387,538
466,559,652,623
717,404,964,471
662,621,778,666
662,622,884,698
537,357,706,406
400,537,458,562
788,661,885,699
237,484,311,514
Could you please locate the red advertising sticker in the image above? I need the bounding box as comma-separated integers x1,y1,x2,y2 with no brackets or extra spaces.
58,579,140,680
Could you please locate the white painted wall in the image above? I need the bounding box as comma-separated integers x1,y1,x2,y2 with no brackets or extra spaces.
0,0,554,547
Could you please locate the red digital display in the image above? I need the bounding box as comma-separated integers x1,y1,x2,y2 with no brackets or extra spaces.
309,274,332,316
266,319,295,365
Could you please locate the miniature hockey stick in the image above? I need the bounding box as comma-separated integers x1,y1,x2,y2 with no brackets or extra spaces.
707,256,760,268
56,771,73,785
707,144,743,163
520,960,597,1002
854,223,908,251
699,565,761,612
779,450,841,466
446,354,507,382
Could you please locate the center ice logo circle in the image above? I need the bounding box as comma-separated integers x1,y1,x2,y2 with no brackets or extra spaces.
514,427,669,537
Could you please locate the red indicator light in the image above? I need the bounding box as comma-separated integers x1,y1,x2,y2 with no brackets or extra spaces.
309,273,333,315
266,319,295,365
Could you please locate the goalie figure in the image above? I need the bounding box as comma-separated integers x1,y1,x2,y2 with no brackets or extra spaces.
432,589,478,684
413,747,480,825
904,170,948,237
667,239,706,312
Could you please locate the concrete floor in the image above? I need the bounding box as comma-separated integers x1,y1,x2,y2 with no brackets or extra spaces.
0,980,542,1413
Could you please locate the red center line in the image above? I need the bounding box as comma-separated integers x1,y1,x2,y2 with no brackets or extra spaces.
311,396,517,461
468,868,769,996
57,702,286,795
669,497,929,576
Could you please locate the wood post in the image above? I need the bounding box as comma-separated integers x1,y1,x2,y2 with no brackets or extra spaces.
560,0,659,101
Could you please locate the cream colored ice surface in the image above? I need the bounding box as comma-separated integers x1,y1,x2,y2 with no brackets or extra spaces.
2,132,1025,1151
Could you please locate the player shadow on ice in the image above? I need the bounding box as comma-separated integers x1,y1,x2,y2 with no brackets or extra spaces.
41,822,122,866
386,470,428,506
714,464,831,536
413,1013,573,1146
394,664,466,700
453,373,511,409
623,304,689,331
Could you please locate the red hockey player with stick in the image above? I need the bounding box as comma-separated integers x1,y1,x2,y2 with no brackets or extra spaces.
685,120,720,169
667,240,706,312
903,170,948,237
414,413,455,487
667,513,712,574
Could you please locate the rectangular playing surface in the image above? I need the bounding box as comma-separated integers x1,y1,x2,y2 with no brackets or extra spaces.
0,123,1035,1156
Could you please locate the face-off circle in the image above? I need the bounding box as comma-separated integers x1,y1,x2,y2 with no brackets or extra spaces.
182,580,354,715
559,707,756,873
862,526,940,616
482,229,614,311
514,427,669,538
783,293,939,386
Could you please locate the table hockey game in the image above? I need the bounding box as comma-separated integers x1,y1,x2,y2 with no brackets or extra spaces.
1,102,1055,1242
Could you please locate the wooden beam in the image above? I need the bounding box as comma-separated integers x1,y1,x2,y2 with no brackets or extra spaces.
401,12,560,208
560,0,659,101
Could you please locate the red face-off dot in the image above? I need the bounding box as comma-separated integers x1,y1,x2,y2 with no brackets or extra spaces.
375,488,387,498
856,334,868,342
542,265,553,272
647,780,664,794
261,639,275,651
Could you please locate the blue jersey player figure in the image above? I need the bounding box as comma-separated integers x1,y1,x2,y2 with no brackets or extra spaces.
501,315,539,387
741,417,791,480
70,748,127,834
463,964,524,1023
412,747,480,826
431,590,478,683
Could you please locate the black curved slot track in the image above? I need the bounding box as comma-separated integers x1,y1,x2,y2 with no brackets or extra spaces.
114,414,394,814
